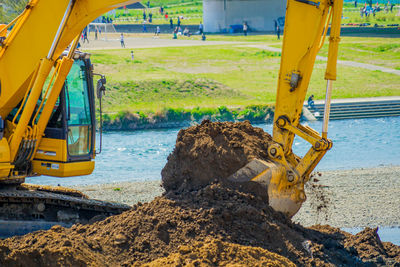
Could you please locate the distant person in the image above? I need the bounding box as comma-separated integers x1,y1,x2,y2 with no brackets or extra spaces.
308,95,315,109
355,0,357,7
160,6,164,15
183,27,190,37
277,24,280,40
149,12,153,23
143,10,147,21
177,16,181,27
243,22,248,36
95,29,98,40
199,22,204,34
131,50,134,61
274,20,278,34
147,0,150,8
173,27,178,39
165,12,169,20
390,2,394,12
170,17,173,29
155,26,161,36
120,33,125,48
142,21,148,32
83,31,89,43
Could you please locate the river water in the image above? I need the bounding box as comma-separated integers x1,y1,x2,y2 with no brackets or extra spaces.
28,116,400,186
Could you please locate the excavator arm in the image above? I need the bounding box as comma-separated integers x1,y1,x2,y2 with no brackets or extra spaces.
230,0,343,217
0,0,139,180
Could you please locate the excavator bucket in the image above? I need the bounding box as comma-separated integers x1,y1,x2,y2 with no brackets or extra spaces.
228,159,306,218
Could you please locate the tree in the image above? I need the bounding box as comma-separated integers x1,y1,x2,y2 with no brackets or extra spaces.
0,0,28,24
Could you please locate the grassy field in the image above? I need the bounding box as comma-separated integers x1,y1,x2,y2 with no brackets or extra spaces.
112,0,400,26
89,36,400,116
269,36,400,70
342,7,400,26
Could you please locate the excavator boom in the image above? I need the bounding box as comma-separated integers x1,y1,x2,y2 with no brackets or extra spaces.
0,0,141,236
0,0,139,119
230,0,343,217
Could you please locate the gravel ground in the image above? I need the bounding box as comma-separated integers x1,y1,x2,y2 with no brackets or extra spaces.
73,165,400,228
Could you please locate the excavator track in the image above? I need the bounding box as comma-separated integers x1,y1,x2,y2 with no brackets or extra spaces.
0,185,131,238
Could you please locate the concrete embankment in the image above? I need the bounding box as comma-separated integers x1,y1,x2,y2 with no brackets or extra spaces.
307,96,400,120
114,24,400,37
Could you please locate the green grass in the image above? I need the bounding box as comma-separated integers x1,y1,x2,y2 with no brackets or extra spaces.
89,39,400,115
270,36,400,69
342,7,400,26
318,37,400,69
113,1,202,25
111,1,400,26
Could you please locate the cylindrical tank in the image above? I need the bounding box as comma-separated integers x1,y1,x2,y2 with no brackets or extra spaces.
203,0,286,33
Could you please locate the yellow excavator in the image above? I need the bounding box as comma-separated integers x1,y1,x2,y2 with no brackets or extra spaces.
0,0,342,236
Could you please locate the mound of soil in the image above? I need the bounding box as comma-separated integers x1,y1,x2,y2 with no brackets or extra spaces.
162,120,273,192
1,183,399,266
142,238,296,267
0,121,399,266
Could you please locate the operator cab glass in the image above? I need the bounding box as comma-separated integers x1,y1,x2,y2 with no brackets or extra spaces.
65,60,93,157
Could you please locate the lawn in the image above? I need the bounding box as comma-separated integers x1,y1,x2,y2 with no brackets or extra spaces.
111,0,400,26
270,36,400,69
89,39,400,115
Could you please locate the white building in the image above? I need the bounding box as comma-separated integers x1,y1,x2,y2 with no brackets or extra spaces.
203,0,286,33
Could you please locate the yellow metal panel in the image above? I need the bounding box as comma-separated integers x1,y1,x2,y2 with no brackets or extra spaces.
0,139,12,178
32,160,94,177
0,24,6,37
34,138,67,162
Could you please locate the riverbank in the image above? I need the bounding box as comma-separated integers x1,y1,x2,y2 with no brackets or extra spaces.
85,35,400,127
72,165,400,229
103,105,274,131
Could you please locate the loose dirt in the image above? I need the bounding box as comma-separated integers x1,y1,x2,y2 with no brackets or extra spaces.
142,238,296,267
1,121,399,266
162,120,273,192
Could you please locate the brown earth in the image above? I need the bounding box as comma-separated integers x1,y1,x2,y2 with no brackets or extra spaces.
142,238,296,267
162,120,273,192
0,121,399,266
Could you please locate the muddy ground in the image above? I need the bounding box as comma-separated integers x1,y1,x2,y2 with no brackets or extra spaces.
74,165,400,229
1,121,399,266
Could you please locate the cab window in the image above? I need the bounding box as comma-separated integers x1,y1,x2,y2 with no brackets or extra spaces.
65,60,92,157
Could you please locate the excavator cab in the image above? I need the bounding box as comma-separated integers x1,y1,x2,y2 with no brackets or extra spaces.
31,52,97,177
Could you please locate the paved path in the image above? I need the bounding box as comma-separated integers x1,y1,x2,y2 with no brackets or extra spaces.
81,36,243,50
246,44,400,76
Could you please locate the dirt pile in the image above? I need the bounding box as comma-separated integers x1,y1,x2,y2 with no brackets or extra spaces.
0,121,399,266
162,120,273,192
1,183,399,266
142,238,296,267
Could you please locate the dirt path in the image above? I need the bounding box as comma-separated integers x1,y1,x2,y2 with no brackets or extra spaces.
80,35,244,50
74,165,400,229
245,44,400,76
